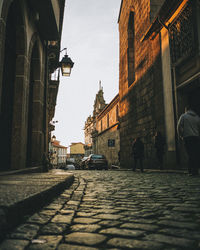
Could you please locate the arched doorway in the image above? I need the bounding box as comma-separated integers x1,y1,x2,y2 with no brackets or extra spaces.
1,0,26,171
0,1,17,170
27,42,43,167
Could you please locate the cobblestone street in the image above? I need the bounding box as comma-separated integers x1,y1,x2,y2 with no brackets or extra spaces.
1,170,200,250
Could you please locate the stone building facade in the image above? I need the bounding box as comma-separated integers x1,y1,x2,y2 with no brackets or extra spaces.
0,0,66,171
96,94,120,166
118,0,166,169
118,0,200,169
143,0,200,168
84,82,107,155
84,116,95,156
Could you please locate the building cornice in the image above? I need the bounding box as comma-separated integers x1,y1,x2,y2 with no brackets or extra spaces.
97,122,120,136
97,94,119,120
118,0,124,23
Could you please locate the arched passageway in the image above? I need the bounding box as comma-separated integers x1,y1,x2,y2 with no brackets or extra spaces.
1,1,17,170
27,42,44,167
1,0,27,170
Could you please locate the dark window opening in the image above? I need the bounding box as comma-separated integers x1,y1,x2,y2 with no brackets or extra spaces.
108,139,115,147
128,11,135,87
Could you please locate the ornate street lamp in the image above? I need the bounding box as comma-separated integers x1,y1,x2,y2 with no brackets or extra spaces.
60,51,74,77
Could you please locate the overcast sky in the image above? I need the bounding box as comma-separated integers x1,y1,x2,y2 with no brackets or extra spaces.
53,0,122,148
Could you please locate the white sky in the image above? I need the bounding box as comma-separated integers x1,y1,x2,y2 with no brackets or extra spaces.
54,0,122,148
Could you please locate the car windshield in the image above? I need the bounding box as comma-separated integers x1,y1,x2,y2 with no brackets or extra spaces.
91,154,105,159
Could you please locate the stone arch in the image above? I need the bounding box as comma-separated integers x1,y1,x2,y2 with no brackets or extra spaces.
1,0,14,20
0,0,27,170
0,0,14,115
0,0,27,106
26,34,44,167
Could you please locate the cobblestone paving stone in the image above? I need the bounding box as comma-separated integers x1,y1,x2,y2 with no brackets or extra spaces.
1,170,200,249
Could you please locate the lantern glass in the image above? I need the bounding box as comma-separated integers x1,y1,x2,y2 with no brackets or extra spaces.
61,63,72,77
60,53,74,77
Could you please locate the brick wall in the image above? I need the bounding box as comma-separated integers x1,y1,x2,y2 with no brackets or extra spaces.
118,0,165,169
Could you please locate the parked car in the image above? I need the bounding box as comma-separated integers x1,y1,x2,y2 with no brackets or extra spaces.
66,164,76,170
85,154,108,170
80,156,89,169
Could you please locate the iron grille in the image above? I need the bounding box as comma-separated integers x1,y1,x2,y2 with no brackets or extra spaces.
169,2,195,64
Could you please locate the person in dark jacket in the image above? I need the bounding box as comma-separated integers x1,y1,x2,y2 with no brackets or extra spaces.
177,106,200,175
132,137,144,172
154,131,165,170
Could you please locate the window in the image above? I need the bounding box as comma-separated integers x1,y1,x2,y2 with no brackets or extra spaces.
127,11,135,86
108,139,115,147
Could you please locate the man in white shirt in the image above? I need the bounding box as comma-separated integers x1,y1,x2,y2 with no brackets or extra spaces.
177,106,200,175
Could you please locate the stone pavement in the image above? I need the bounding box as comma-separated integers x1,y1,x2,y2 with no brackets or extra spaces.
0,170,200,249
0,170,74,241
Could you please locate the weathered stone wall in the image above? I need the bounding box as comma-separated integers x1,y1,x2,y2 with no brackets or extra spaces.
84,86,107,155
97,128,120,166
97,107,118,133
96,95,120,166
118,0,165,169
97,95,119,133
84,118,94,146
0,0,59,170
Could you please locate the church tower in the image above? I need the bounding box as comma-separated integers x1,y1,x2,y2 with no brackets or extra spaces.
93,81,107,117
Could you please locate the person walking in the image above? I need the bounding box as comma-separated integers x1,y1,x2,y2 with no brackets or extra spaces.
132,137,144,172
154,131,165,170
177,106,200,176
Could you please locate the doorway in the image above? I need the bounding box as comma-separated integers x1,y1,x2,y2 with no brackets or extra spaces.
177,79,200,116
26,42,43,168
176,79,200,168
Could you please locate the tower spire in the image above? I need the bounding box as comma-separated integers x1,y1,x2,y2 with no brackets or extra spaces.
99,80,101,90
99,80,103,91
